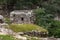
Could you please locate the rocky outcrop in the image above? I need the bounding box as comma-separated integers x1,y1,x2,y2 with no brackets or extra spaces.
0,23,13,35
13,34,27,40
0,23,27,40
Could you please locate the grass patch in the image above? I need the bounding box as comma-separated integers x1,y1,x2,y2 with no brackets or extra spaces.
0,35,17,40
9,24,47,32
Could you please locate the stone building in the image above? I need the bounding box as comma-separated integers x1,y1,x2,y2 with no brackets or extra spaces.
10,10,34,24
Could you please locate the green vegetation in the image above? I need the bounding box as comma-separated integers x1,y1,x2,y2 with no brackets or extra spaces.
34,8,54,29
5,18,11,24
9,24,47,32
34,8,60,37
48,20,60,37
0,35,17,40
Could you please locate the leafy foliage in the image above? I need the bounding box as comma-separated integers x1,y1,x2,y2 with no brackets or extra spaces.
5,18,11,24
48,20,60,37
34,8,60,37
34,8,54,29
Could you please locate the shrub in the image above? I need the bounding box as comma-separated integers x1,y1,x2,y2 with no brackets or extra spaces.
4,18,11,24
48,20,60,37
33,8,54,29
9,24,48,32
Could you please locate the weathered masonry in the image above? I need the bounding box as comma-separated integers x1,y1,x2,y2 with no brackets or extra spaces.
10,10,34,24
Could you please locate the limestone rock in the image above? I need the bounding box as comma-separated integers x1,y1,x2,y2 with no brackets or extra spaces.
0,15,4,19
14,34,27,40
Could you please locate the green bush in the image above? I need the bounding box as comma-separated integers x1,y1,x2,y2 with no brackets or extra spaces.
33,8,54,29
4,18,11,24
9,24,48,32
0,35,17,40
48,20,60,37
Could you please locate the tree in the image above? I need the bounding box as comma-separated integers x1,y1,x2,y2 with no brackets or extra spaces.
34,8,54,29
48,20,60,37
34,8,60,37
34,0,60,37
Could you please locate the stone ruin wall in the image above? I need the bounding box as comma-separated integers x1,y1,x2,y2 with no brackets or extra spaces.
10,10,35,24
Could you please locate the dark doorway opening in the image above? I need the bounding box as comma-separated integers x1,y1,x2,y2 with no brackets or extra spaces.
21,17,24,21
